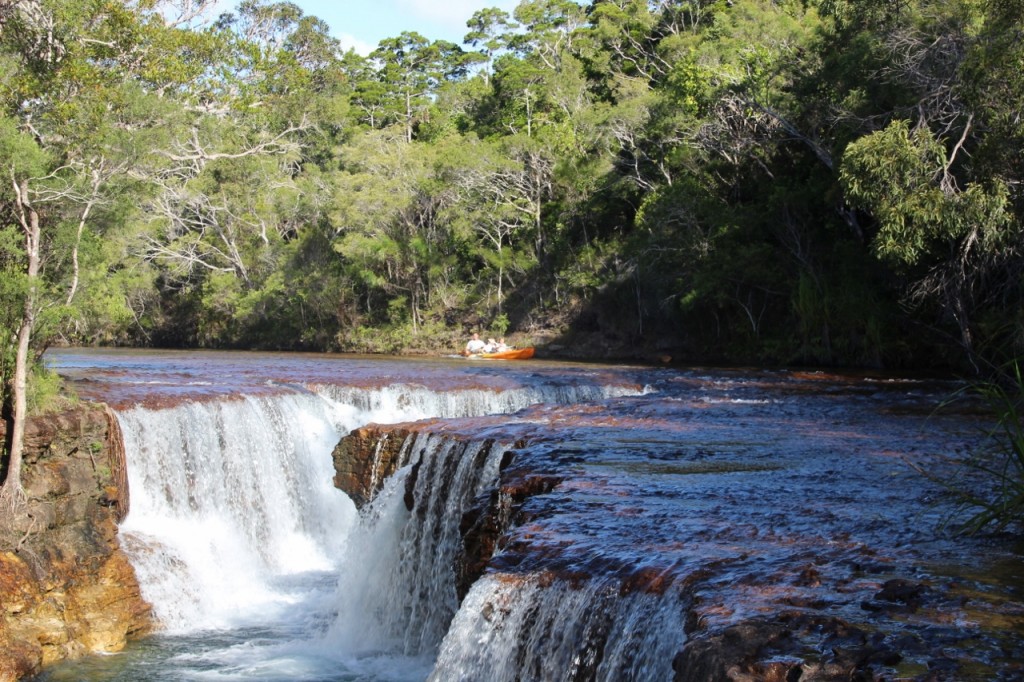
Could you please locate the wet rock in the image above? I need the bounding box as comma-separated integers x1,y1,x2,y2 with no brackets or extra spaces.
458,494,506,600
673,619,798,682
404,458,421,511
333,424,541,600
330,378,1023,681
674,615,908,682
927,656,960,675
874,578,931,605
0,406,152,680
458,459,562,599
331,425,414,508
861,578,932,613
794,564,822,588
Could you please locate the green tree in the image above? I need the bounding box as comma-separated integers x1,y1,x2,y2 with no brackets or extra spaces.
0,117,50,506
331,130,461,339
464,7,515,85
841,120,1011,360
444,137,539,315
0,0,172,503
510,0,587,70
369,32,472,142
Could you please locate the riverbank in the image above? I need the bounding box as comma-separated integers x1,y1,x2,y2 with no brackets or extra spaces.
329,328,686,368
0,406,151,681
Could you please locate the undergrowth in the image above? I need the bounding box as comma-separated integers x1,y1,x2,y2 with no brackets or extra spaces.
940,362,1024,535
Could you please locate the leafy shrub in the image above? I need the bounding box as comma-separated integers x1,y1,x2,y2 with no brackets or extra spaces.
27,366,73,415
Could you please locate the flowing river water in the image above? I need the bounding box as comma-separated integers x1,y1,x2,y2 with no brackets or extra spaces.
34,348,1024,681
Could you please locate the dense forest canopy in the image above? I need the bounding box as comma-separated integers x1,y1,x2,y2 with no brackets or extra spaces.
0,0,1021,391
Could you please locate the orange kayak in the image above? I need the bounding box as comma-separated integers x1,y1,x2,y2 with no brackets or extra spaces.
479,347,535,360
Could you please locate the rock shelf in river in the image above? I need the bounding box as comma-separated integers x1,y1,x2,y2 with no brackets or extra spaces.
333,386,1024,681
28,350,1024,680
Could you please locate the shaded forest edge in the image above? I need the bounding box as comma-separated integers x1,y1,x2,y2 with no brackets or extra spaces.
0,0,1021,426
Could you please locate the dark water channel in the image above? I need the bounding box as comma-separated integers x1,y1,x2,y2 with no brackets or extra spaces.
37,349,1024,681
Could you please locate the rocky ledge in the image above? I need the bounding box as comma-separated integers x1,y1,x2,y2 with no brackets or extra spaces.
333,378,1024,681
332,425,417,509
0,406,151,682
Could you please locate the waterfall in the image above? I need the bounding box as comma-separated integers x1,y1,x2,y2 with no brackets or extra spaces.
115,392,358,632
325,424,687,680
430,574,688,681
315,383,646,421
47,351,1011,682
113,380,647,635
103,370,657,680
329,433,510,658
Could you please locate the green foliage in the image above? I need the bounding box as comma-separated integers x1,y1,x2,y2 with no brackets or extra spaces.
492,313,510,336
0,117,49,178
938,364,1024,535
338,324,412,354
26,366,64,415
841,121,1009,266
0,0,1015,373
0,229,26,404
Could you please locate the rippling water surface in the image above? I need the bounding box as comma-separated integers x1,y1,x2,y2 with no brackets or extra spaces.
35,348,1024,681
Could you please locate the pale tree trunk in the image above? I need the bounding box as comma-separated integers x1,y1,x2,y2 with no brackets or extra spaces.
66,174,100,304
497,243,504,314
2,178,40,508
524,89,532,138
405,89,413,143
410,287,419,335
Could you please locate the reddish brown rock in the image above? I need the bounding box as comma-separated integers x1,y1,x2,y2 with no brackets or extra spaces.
674,614,907,682
458,456,558,599
331,425,416,508
0,405,152,680
329,394,1024,681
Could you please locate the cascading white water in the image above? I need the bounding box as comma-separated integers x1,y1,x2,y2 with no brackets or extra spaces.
328,433,510,658
317,386,690,679
316,383,646,422
115,381,647,635
104,376,654,679
47,351,1006,682
116,392,359,632
429,574,688,681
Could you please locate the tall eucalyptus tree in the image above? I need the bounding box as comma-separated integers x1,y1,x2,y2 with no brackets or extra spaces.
364,32,474,142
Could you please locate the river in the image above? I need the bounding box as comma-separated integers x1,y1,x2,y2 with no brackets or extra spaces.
34,348,1024,681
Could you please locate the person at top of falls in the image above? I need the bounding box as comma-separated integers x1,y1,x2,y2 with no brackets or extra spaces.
464,333,487,355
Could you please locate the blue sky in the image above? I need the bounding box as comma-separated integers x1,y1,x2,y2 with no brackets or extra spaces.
253,1,521,55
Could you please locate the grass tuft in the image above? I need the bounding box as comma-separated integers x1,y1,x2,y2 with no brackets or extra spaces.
940,362,1024,535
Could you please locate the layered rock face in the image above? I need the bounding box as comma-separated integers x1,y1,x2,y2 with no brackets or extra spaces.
331,425,416,508
0,407,151,682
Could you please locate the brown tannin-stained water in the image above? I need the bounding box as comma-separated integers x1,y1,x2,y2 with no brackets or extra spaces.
36,348,1024,681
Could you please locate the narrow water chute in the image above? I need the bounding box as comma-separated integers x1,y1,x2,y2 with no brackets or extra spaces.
327,434,511,657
